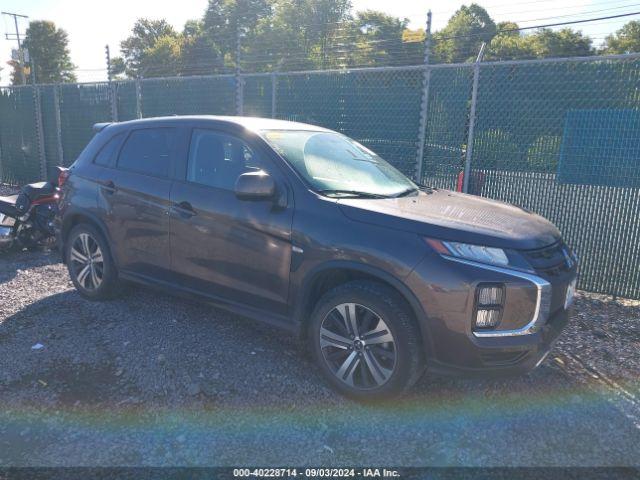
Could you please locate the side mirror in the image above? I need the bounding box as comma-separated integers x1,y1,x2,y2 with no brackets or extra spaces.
235,171,276,201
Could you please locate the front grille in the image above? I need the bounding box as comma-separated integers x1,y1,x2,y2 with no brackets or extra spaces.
521,241,572,276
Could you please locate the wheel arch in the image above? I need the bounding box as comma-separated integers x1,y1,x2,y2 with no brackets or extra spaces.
61,208,116,264
296,261,434,356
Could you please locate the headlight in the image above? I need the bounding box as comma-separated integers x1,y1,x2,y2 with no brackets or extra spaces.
425,238,534,272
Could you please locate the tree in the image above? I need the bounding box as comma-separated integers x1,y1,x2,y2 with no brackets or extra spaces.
526,28,593,58
180,20,224,75
17,20,75,84
487,26,593,61
140,35,183,77
350,11,410,66
486,22,534,61
203,0,273,68
240,0,352,71
109,56,126,79
121,19,178,77
602,21,640,54
432,4,496,63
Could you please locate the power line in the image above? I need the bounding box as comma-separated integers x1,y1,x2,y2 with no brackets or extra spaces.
436,10,640,41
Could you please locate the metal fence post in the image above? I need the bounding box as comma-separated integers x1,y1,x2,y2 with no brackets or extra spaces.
236,75,244,116
106,44,118,122
33,85,47,180
414,10,432,184
271,72,277,118
53,85,64,166
109,82,119,122
135,78,143,119
462,43,486,194
236,24,244,116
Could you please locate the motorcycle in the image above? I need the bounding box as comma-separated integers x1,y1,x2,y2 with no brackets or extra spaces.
0,167,66,251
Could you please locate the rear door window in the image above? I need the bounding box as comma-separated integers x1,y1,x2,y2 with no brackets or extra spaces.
117,128,178,177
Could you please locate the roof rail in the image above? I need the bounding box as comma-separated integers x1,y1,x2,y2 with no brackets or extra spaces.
93,122,112,133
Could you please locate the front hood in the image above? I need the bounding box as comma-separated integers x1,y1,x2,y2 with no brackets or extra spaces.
338,189,561,250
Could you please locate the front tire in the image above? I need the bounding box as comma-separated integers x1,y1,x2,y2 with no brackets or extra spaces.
309,281,424,400
65,223,121,300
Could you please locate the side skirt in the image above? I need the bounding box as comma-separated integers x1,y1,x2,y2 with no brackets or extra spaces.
119,270,301,336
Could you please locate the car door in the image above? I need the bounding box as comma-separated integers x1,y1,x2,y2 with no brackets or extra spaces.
169,128,293,315
100,127,180,279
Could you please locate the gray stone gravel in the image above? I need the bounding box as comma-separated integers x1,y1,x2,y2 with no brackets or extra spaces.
1,248,639,467
0,183,17,196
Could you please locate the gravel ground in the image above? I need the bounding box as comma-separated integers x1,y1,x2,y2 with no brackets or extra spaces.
1,248,639,468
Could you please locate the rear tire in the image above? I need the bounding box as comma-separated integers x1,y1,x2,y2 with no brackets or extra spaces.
65,223,121,301
309,280,424,401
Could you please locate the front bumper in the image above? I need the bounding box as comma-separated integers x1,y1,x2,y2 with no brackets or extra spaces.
406,251,577,377
427,306,569,377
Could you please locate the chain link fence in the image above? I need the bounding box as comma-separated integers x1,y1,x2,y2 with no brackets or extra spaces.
0,53,639,298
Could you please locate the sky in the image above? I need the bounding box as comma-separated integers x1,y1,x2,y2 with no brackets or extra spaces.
0,0,636,84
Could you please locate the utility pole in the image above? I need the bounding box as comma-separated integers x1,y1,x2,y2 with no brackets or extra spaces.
2,11,29,85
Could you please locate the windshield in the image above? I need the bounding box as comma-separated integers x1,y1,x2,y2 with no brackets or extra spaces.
262,130,417,198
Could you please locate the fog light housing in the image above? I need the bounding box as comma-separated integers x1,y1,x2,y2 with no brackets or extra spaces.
478,285,503,305
475,308,501,328
474,284,505,330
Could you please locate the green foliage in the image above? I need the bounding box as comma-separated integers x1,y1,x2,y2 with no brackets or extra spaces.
19,21,76,84
526,28,593,58
527,135,560,172
109,56,126,78
473,129,521,170
432,4,497,63
111,0,627,78
487,27,593,61
120,18,178,77
349,11,422,67
204,0,273,64
603,21,640,54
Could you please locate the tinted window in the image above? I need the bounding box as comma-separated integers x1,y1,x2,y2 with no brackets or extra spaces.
187,129,264,190
118,128,177,177
94,133,125,167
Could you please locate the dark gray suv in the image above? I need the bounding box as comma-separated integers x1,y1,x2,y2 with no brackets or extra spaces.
55,116,578,400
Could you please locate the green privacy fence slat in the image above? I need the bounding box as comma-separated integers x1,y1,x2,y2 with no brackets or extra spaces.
420,66,474,190
0,86,40,184
243,75,273,118
59,83,113,166
39,85,62,180
115,81,138,121
139,76,236,117
341,69,422,177
275,69,423,177
0,57,639,298
471,57,640,299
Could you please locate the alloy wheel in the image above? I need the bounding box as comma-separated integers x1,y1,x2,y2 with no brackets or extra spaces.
70,233,104,290
319,303,397,389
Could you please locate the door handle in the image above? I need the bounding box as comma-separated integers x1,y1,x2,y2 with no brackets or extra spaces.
172,201,197,219
99,179,116,194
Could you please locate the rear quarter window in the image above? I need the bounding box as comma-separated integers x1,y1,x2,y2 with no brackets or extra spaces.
94,133,125,167
117,128,178,177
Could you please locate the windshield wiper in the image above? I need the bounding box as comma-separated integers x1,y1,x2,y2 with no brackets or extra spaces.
392,187,420,198
318,189,391,199
415,183,436,194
